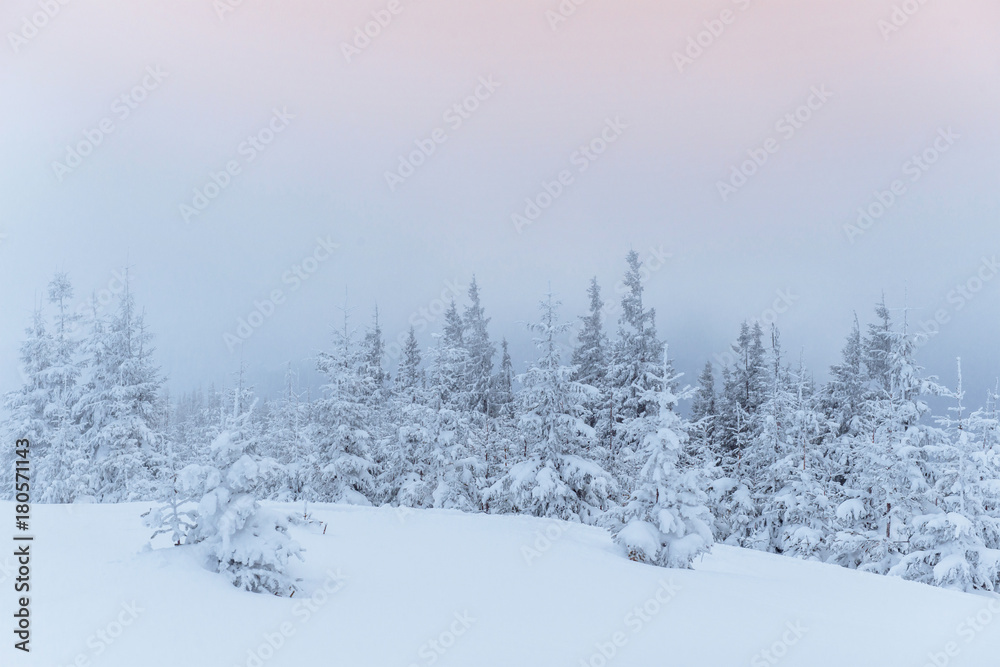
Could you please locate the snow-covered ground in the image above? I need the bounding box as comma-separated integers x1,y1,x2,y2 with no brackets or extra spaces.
3,501,999,667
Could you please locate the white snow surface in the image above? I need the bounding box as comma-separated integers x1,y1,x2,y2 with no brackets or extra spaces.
4,501,1000,667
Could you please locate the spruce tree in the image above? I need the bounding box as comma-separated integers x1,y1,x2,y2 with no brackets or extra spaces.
77,273,166,502
313,304,377,504
463,277,496,415
606,251,666,491
487,292,615,523
607,360,713,567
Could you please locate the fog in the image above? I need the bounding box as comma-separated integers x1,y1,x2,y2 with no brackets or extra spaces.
2,0,998,402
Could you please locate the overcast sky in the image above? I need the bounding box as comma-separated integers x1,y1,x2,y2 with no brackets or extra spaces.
2,0,999,402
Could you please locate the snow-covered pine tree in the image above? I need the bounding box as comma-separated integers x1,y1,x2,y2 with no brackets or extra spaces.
39,273,88,502
141,439,199,546
486,292,615,523
607,358,713,568
461,278,506,494
387,399,437,509
76,273,166,502
313,303,377,505
464,277,496,415
427,301,471,410
360,307,396,504
821,315,868,517
155,390,304,595
484,338,519,502
690,361,720,459
265,364,317,502
360,306,390,404
492,338,516,419
2,306,54,500
419,300,483,510
829,299,947,575
717,321,768,454
382,327,438,506
396,326,424,399
708,321,768,545
606,252,666,494
889,360,1000,591
571,277,614,481
766,352,832,560
823,313,866,439
976,383,1000,552
571,276,609,393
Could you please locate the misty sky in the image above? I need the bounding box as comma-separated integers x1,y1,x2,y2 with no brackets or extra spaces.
2,0,999,402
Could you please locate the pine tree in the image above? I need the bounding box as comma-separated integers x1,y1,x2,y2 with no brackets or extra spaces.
824,314,866,437
41,274,88,502
492,338,515,419
718,321,768,454
313,304,377,504
77,273,166,502
709,321,768,545
889,360,1000,591
606,251,666,492
607,360,713,567
690,361,720,459
360,306,390,405
2,306,54,498
422,300,482,510
464,277,496,415
572,277,608,389
396,326,424,398
266,364,317,502
428,301,471,412
163,391,304,595
487,292,615,523
829,300,947,574
766,353,831,560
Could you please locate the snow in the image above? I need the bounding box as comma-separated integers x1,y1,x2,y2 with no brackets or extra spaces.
836,498,866,521
5,501,999,666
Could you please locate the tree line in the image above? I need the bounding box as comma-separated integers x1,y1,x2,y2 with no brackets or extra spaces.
3,252,999,595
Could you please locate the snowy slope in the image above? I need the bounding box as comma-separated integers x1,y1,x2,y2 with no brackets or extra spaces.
3,501,999,667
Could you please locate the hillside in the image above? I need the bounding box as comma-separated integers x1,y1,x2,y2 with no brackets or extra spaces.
2,502,998,666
